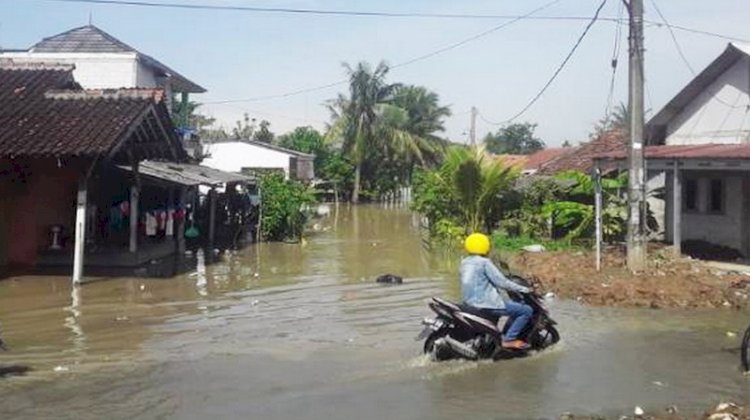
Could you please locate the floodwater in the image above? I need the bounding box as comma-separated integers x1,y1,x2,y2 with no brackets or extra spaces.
0,205,748,419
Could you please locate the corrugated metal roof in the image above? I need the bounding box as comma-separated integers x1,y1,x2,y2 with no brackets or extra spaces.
119,161,256,186
594,144,750,160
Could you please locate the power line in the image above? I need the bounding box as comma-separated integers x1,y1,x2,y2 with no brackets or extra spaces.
604,0,625,120
204,0,563,105
43,0,750,43
487,0,609,125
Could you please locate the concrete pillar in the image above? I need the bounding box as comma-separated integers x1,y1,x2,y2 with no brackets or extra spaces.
673,161,682,257
593,164,603,272
72,177,87,284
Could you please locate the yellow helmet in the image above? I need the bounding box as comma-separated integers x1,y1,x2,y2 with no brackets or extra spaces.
464,233,491,255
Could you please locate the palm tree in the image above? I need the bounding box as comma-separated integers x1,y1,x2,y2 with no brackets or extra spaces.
333,61,398,203
327,63,453,202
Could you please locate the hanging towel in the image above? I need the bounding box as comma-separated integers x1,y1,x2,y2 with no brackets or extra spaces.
145,212,158,236
166,208,175,237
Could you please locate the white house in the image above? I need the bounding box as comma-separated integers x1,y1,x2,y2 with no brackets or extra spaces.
0,25,205,100
596,43,750,258
201,140,315,181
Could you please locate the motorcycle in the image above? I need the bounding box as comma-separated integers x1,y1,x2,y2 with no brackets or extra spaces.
416,275,559,361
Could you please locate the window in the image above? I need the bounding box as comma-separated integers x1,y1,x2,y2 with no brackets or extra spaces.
709,179,724,213
683,179,698,211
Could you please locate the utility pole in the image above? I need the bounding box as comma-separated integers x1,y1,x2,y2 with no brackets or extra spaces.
626,0,647,271
470,106,478,146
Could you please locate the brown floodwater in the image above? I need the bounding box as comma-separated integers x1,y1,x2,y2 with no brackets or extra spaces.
1,205,748,419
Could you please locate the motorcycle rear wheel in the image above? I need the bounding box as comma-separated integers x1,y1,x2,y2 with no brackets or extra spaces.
424,330,453,361
531,324,560,349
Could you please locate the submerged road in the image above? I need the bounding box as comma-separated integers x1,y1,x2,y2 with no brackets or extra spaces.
0,205,748,419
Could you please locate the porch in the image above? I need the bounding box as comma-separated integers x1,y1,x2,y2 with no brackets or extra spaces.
594,144,750,262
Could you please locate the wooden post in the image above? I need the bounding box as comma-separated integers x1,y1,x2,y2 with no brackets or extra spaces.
177,187,187,255
593,164,603,272
672,161,682,257
129,185,139,253
208,188,217,248
72,177,88,284
129,159,140,253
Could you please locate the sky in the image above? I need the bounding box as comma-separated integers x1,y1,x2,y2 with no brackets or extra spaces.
1,0,749,146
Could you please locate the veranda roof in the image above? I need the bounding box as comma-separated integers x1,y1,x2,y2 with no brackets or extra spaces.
117,160,256,187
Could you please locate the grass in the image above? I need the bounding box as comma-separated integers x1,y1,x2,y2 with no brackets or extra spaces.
491,233,586,252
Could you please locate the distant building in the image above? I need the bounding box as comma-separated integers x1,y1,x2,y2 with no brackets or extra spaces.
0,25,205,98
202,140,315,181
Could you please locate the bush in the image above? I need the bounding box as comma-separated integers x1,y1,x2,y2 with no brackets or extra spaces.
260,174,316,241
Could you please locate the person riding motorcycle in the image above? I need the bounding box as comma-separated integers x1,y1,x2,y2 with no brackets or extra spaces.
460,233,533,350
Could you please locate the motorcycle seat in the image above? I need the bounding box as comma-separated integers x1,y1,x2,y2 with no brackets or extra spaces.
458,303,501,323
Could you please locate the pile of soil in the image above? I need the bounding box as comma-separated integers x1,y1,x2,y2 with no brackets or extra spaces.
507,245,750,310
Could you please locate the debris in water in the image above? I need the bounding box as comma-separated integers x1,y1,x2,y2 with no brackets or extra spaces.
251,300,260,306
651,380,667,387
708,413,738,420
665,405,678,414
522,244,545,253
115,316,129,322
346,338,355,343
376,274,403,284
139,284,146,291
726,331,737,338
634,406,645,416
53,365,69,372
253,272,260,278
715,402,737,412
544,292,556,299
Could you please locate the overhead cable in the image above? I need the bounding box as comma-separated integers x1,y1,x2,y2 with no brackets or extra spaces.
204,0,563,105
486,0,609,125
44,0,750,43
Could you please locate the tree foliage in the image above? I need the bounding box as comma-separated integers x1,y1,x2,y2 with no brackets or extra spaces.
259,173,316,241
326,61,451,202
253,120,275,143
483,122,545,155
412,146,520,234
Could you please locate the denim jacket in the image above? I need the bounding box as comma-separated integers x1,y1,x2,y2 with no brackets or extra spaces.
459,255,530,309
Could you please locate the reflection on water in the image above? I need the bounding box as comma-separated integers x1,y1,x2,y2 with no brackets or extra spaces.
0,205,748,419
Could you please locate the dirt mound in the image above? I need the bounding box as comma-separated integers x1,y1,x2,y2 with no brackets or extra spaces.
507,245,750,310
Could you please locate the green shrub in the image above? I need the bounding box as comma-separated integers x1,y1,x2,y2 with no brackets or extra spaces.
260,174,317,241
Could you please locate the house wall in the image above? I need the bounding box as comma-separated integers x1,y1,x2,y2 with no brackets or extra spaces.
665,170,746,253
295,157,315,181
666,56,750,145
201,142,292,178
0,52,140,89
0,160,78,268
135,61,159,87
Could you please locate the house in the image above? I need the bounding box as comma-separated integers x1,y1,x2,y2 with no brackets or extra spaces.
0,25,205,104
0,63,251,281
201,140,315,181
595,43,750,257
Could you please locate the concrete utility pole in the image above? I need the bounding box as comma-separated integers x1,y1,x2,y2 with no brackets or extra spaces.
626,0,647,271
470,106,478,146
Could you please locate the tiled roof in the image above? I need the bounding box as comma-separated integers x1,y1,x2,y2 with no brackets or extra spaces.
31,25,133,53
523,148,570,172
26,25,205,93
596,143,750,160
494,154,528,169
0,64,181,158
537,130,627,174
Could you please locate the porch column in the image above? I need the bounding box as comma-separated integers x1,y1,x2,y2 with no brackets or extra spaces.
593,163,603,272
208,187,217,248
72,177,88,284
672,161,682,257
176,187,187,255
129,185,139,253
129,160,140,254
